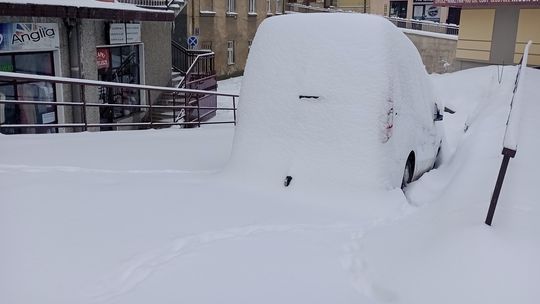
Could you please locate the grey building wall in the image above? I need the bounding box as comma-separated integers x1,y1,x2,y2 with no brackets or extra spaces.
141,21,173,92
404,32,458,74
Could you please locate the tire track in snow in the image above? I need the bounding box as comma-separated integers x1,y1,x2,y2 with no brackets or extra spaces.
86,223,356,303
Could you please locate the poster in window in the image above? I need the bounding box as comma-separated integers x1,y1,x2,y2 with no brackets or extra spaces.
97,48,110,70
425,5,440,22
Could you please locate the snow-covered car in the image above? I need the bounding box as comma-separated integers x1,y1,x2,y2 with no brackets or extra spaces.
227,13,443,191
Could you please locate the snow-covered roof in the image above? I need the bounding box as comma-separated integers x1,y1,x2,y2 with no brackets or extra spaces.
0,0,174,21
3,0,153,11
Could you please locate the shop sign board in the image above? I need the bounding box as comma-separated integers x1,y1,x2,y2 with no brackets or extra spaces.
109,23,127,44
97,48,110,69
110,23,141,45
0,23,59,52
434,0,539,5
126,24,141,44
425,5,440,21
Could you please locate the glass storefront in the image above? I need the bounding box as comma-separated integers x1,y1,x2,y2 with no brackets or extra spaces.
98,45,141,126
390,1,408,18
0,51,57,134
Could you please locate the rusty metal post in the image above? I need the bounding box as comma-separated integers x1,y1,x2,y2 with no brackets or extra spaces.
485,148,517,226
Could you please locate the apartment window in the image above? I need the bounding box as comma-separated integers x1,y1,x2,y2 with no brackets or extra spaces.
227,40,235,65
227,0,236,13
275,0,282,14
267,0,272,14
249,0,256,13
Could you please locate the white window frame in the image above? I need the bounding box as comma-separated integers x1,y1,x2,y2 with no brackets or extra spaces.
267,0,272,14
275,0,282,14
249,0,256,13
227,40,235,65
227,0,236,13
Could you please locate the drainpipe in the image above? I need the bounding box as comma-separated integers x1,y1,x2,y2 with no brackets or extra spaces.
64,18,84,130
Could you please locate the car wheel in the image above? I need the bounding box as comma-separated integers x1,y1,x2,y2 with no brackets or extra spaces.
401,156,414,189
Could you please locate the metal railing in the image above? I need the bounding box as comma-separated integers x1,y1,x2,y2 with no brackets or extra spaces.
0,71,238,134
386,17,459,36
285,4,459,36
286,3,334,13
172,41,214,75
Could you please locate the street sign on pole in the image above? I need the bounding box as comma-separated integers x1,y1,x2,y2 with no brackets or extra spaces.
187,36,198,48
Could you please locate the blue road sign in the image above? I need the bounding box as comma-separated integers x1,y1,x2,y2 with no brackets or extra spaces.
187,36,198,48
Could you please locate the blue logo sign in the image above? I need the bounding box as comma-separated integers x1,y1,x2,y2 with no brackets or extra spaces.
187,36,198,48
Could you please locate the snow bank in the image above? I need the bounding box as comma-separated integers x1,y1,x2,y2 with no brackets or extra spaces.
225,13,431,192
357,66,540,304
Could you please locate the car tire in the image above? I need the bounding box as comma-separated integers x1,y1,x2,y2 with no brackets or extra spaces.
401,156,414,189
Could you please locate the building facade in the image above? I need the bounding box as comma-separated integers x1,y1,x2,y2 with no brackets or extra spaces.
0,2,173,134
177,0,286,78
434,1,540,69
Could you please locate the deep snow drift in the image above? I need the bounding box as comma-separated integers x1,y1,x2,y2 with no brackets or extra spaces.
2,60,540,304
226,14,437,192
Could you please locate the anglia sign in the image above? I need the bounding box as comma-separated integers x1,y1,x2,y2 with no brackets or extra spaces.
0,23,59,51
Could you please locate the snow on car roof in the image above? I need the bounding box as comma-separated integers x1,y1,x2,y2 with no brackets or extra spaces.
225,13,430,192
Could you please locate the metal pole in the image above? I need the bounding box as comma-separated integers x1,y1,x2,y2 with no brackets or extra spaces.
232,96,237,126
148,90,153,129
81,85,87,131
197,95,201,128
485,148,516,226
172,92,176,123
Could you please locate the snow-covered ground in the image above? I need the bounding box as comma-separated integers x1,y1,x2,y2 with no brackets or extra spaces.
1,66,539,304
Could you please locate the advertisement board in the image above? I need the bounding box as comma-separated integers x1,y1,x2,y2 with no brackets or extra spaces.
0,23,60,52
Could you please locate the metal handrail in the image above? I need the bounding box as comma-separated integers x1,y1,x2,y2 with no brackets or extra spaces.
177,52,215,89
0,71,235,97
386,17,459,36
0,71,238,133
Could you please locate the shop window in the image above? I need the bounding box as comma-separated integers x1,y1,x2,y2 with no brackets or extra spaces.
97,45,141,125
227,40,235,65
0,51,57,135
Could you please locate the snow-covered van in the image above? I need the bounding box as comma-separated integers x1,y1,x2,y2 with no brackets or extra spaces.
226,13,443,191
